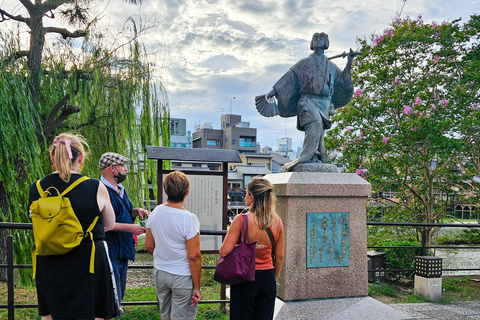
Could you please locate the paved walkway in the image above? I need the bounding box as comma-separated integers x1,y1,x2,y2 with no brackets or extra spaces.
390,301,480,319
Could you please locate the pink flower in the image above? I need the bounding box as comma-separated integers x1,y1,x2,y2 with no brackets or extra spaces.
356,169,365,177
404,105,413,115
440,98,449,107
341,145,346,150
470,105,478,109
434,32,439,40
467,116,472,118
431,104,437,110
411,126,419,131
359,131,364,141
387,99,393,103
414,97,423,105
418,15,422,20
383,137,390,145
433,55,440,64
394,77,401,84
346,127,352,132
432,22,438,28
418,112,423,118
354,89,363,98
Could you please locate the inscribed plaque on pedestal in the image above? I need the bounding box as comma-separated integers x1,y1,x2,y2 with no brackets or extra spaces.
306,212,350,268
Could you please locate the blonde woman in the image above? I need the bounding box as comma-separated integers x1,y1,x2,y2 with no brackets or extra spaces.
28,133,116,320
219,177,285,320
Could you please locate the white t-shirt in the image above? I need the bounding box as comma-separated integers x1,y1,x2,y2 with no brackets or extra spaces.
146,204,200,276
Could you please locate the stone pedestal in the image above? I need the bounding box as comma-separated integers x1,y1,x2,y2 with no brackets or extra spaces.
264,172,371,301
414,275,442,301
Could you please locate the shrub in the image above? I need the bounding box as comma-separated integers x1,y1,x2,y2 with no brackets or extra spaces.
379,240,420,281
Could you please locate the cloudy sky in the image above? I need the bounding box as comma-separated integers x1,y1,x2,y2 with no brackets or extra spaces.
4,0,480,151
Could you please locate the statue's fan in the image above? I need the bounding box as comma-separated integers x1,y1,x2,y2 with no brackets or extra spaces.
255,95,279,117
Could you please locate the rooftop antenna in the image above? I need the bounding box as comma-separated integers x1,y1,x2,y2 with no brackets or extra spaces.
397,0,407,18
230,97,235,114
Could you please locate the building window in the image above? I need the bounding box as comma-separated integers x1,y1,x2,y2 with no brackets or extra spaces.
239,138,255,147
207,140,219,146
232,139,236,145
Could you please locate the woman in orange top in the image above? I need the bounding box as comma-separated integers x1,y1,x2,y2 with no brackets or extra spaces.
219,177,285,320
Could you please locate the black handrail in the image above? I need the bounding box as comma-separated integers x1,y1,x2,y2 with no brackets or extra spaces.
2,221,480,319
0,223,230,319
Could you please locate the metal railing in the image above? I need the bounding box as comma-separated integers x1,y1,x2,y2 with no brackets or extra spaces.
367,221,480,274
0,222,228,320
2,221,480,319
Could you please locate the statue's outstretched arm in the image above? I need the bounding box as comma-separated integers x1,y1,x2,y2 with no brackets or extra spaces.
267,89,277,99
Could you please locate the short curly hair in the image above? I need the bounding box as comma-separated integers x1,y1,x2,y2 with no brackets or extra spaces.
163,171,190,203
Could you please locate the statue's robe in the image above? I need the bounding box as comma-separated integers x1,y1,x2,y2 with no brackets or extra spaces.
272,54,354,131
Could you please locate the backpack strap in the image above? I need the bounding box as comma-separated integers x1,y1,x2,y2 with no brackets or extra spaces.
266,227,276,265
86,215,99,274
35,180,44,198
60,176,89,196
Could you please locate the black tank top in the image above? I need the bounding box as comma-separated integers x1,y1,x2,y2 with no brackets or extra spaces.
29,173,105,240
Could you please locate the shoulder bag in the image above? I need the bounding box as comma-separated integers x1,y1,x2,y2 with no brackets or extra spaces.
214,214,257,285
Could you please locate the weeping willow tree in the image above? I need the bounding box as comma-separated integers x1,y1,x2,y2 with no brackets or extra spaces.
0,1,170,283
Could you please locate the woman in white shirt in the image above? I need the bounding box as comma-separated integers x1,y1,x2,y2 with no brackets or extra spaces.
145,171,202,320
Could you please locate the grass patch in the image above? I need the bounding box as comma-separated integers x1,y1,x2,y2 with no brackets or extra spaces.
368,282,397,297
401,293,430,303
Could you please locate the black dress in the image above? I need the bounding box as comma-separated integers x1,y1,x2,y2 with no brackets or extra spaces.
29,173,117,319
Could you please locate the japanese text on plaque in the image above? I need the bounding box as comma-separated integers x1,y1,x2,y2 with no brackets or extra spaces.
307,212,349,268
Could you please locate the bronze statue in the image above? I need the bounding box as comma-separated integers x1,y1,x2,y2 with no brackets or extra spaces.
256,33,360,171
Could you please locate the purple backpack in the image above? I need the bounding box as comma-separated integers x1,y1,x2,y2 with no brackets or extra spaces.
214,214,257,285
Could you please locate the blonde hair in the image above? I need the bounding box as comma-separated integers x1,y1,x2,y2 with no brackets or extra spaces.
164,171,190,203
50,133,89,182
247,177,276,229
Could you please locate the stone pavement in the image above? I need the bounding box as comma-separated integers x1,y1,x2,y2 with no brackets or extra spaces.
389,301,480,320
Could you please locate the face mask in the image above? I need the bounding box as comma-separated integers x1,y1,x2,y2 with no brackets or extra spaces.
114,167,127,184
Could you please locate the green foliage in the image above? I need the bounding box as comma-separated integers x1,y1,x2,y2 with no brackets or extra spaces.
368,282,397,297
367,203,419,247
0,6,170,285
442,276,473,294
328,15,480,247
202,253,221,287
379,240,419,281
400,293,430,303
438,228,480,244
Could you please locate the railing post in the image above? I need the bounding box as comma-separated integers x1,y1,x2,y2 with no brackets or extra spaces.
421,227,426,256
7,235,14,320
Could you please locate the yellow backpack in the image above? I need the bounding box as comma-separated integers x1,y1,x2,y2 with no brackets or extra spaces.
30,176,98,278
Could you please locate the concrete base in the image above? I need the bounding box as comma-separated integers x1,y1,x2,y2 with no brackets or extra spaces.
414,275,442,301
265,172,371,301
274,296,411,320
